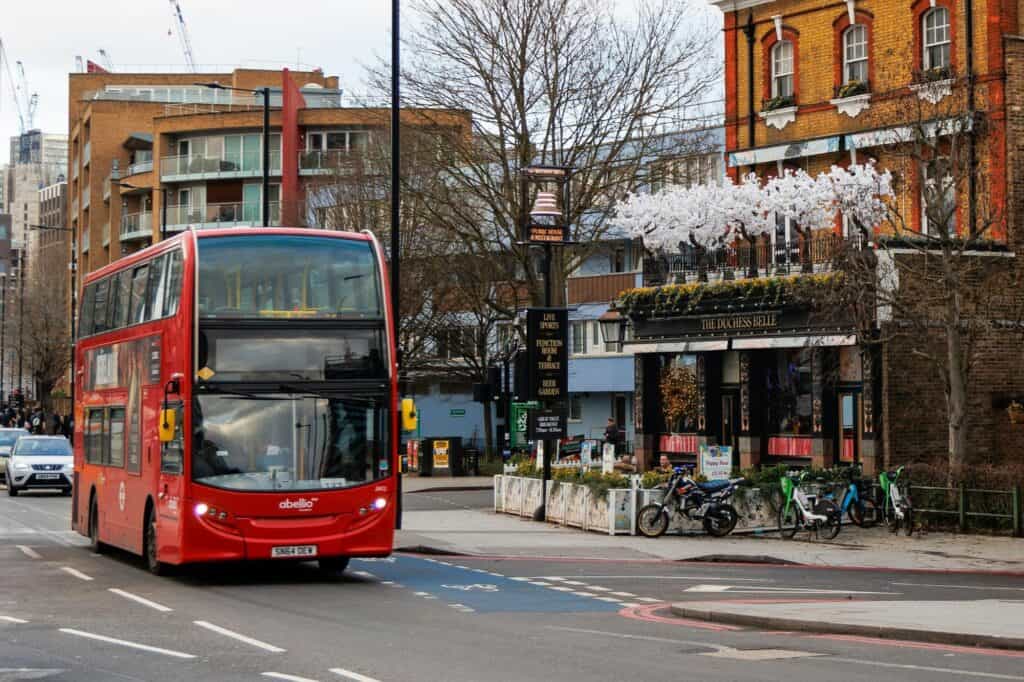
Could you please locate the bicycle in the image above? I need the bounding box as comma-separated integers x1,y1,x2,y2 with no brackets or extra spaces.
823,466,879,528
880,464,913,536
778,470,842,540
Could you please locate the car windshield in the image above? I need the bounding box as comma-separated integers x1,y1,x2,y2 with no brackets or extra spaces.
197,235,382,320
192,394,390,491
0,430,28,446
15,438,72,456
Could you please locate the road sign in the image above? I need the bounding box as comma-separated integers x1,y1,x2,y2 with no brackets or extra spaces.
528,408,566,440
450,409,466,417
526,308,568,404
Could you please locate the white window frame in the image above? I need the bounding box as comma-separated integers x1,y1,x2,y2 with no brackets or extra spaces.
771,41,795,99
843,24,868,85
922,8,951,71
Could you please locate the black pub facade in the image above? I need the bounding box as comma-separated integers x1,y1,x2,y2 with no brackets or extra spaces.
621,262,879,474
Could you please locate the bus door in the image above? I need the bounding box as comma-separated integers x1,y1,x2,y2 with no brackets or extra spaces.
156,399,185,563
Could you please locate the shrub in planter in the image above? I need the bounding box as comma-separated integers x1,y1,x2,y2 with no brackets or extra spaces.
836,80,868,98
763,94,796,112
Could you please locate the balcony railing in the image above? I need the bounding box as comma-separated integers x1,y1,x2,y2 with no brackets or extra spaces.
81,228,90,252
160,151,282,180
102,222,111,247
127,159,154,176
644,233,861,286
71,196,79,215
103,174,111,201
72,162,79,181
120,211,153,241
82,186,90,211
83,141,91,166
298,149,376,174
164,201,281,230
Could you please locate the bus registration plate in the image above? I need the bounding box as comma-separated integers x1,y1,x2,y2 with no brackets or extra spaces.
271,545,318,558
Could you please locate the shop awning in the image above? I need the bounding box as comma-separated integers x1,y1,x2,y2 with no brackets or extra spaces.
625,340,729,354
845,116,971,150
728,136,841,168
730,335,856,349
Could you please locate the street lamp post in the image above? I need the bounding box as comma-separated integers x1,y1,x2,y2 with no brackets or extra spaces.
0,274,7,402
391,0,403,530
196,83,272,227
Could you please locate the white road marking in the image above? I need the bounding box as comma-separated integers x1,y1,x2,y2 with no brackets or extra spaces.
619,603,642,608
636,597,662,603
414,591,431,596
487,572,504,577
584,586,612,592
541,576,566,581
830,657,1024,680
547,586,574,592
556,575,772,581
562,580,586,585
891,582,1024,592
59,628,195,659
262,673,320,682
423,595,439,600
108,588,173,613
684,584,896,595
528,581,551,586
595,597,621,603
15,545,41,559
685,585,731,593
570,591,597,597
193,620,286,653
545,625,729,653
60,566,93,581
0,616,28,624
509,577,530,582
381,581,395,585
352,571,376,579
609,591,635,597
329,668,382,682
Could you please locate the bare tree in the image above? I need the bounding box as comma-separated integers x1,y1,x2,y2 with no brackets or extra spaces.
15,267,70,410
368,0,721,310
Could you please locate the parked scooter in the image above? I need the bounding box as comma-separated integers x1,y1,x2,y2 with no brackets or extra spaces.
637,468,746,538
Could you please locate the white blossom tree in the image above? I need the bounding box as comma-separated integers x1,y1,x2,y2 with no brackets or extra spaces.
765,168,837,272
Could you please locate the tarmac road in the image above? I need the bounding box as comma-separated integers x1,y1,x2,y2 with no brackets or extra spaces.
0,487,1022,681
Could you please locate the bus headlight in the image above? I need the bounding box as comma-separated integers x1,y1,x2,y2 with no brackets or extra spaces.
372,497,387,511
194,502,209,516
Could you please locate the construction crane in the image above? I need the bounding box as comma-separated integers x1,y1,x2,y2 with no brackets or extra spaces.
167,0,197,72
0,37,36,134
98,49,114,71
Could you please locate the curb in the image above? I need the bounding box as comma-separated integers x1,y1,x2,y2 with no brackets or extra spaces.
669,603,1024,651
406,485,494,494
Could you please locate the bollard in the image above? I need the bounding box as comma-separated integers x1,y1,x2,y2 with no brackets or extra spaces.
1013,486,1022,538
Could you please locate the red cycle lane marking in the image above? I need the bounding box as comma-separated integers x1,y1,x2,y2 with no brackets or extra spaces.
800,633,1024,658
617,603,741,631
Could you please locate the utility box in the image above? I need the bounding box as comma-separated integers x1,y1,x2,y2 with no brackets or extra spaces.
421,437,463,477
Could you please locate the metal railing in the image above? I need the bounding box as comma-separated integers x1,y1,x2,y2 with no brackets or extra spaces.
165,201,281,228
120,211,152,240
102,174,111,201
645,233,861,286
83,141,91,166
298,149,377,173
81,228,90,252
102,222,110,247
71,196,79,216
911,484,1022,536
127,159,153,176
72,162,79,181
82,186,90,211
160,151,282,179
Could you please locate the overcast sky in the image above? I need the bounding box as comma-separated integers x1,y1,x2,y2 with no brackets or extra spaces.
2,1,720,160
1,0,394,151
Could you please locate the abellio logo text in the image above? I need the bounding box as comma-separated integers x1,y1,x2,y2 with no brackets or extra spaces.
279,498,318,511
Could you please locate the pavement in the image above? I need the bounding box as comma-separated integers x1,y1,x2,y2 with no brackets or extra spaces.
3,484,1023,680
401,474,495,493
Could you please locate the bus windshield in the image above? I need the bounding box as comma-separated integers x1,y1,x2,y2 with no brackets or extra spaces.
197,235,382,319
192,394,390,491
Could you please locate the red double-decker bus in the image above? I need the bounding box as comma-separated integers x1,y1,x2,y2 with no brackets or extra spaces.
73,228,398,574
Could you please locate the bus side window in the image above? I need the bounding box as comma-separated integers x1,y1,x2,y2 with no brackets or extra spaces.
130,264,149,324
79,284,96,337
93,279,110,334
112,271,132,330
108,407,126,468
85,409,104,464
163,250,183,317
160,402,184,475
146,254,169,322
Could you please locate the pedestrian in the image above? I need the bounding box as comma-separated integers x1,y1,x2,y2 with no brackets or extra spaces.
51,413,62,436
603,417,620,450
658,454,673,473
31,409,43,435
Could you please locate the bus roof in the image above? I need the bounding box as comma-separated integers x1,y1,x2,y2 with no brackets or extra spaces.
83,227,376,284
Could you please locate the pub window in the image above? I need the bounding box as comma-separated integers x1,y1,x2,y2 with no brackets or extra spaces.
767,348,813,436
771,41,795,99
843,24,868,85
659,354,698,432
108,407,126,468
129,263,149,324
922,8,951,71
569,394,583,421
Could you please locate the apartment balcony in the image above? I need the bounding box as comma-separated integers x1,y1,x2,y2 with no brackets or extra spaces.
164,202,281,231
83,141,91,167
81,228,90,253
127,159,154,176
103,174,111,202
120,211,153,242
642,232,859,287
298,150,376,176
102,222,111,247
72,163,79,181
160,151,282,182
82,186,90,211
71,196,79,216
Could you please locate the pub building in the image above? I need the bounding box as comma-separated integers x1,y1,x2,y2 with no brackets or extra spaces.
620,267,877,474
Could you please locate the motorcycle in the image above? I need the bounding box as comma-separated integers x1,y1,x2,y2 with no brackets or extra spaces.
637,468,745,538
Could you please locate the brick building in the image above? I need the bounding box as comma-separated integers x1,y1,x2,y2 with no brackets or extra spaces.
66,67,470,280
621,1,1024,474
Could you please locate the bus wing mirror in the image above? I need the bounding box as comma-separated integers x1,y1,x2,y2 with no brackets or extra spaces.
159,409,176,443
401,398,418,432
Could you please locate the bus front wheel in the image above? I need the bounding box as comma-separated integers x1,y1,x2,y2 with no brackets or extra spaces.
144,510,171,576
318,557,350,574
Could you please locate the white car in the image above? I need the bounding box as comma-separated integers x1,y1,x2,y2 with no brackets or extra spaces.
0,428,30,483
6,436,73,496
